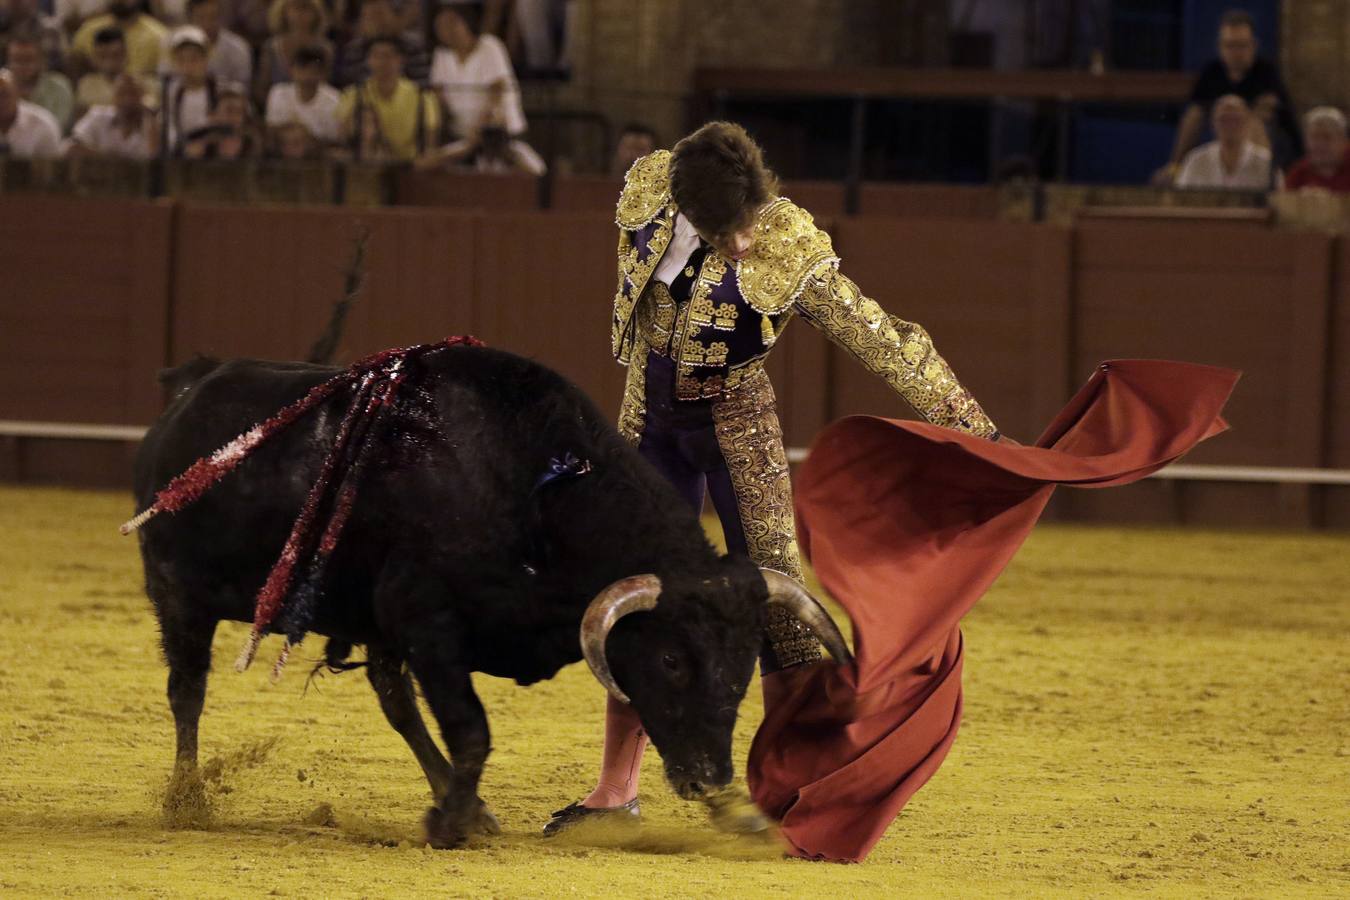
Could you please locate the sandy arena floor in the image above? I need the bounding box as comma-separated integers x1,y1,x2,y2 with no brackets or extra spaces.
0,485,1346,898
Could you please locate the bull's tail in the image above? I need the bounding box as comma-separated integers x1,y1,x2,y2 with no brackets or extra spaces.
306,223,369,365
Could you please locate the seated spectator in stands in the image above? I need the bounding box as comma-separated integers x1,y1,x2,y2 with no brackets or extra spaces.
66,70,162,158
1156,9,1300,183
71,0,167,78
75,26,152,114
428,0,525,140
1,0,65,72
4,31,73,132
0,66,60,156
1175,94,1276,191
255,0,332,107
1283,107,1350,194
333,0,428,88
265,43,338,144
160,0,251,87
182,81,258,158
610,122,655,176
166,25,214,149
338,35,438,161
416,104,544,175
268,118,318,159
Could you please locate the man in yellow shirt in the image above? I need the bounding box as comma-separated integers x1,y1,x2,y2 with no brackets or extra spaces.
71,0,168,78
338,36,439,162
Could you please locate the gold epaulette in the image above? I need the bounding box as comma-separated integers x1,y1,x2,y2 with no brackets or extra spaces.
615,150,673,230
735,199,840,316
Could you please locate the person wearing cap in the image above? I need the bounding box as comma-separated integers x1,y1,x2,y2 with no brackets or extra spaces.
166,24,215,148
265,42,339,145
0,67,61,157
1284,107,1350,194
71,0,168,78
157,0,252,87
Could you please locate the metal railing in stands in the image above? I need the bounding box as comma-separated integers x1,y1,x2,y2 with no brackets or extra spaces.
2,420,1349,487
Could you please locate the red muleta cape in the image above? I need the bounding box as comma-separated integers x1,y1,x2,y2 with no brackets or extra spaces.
746,359,1239,862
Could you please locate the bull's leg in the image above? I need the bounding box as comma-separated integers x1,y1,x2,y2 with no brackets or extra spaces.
404,656,497,849
365,645,454,802
156,606,218,823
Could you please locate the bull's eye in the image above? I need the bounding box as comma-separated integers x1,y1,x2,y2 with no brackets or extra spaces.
661,652,680,673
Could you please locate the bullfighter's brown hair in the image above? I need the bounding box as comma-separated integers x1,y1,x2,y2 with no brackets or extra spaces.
670,121,779,238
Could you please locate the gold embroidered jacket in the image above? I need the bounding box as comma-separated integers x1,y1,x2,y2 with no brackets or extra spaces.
612,150,998,439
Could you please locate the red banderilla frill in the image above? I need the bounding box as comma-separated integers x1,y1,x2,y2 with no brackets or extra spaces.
120,336,484,679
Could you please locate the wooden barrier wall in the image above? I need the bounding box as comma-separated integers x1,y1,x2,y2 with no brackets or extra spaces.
3,194,1347,528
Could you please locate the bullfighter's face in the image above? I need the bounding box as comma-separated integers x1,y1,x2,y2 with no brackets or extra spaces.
605,557,766,797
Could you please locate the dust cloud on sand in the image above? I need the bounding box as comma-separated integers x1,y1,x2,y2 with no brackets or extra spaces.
0,486,1346,897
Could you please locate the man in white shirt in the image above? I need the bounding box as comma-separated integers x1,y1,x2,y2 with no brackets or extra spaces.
1175,93,1277,190
66,72,163,159
0,68,61,158
264,43,339,144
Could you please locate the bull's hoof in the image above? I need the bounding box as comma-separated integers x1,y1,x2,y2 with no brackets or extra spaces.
422,805,468,849
473,802,502,836
704,787,774,836
542,798,641,837
423,799,501,848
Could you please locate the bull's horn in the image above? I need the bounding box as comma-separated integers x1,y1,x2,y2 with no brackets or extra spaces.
580,574,662,704
761,569,854,666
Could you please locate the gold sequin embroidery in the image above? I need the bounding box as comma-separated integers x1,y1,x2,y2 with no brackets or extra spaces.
795,270,998,437
710,367,821,669
615,150,672,229
736,199,840,316
616,350,648,445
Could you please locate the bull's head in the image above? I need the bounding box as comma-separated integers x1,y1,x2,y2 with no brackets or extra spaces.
579,558,852,801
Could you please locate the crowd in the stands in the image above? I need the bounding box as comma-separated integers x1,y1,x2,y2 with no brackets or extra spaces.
0,0,576,172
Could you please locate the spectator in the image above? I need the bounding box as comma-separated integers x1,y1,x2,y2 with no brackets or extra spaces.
333,0,428,88
1174,94,1276,191
66,70,161,157
610,122,655,176
428,0,524,139
1284,107,1350,193
75,26,153,114
71,0,167,78
0,0,65,72
166,24,214,148
254,0,332,107
148,0,188,25
182,80,257,158
417,103,544,175
268,118,317,158
159,0,250,87
4,31,73,131
264,42,337,144
338,35,437,161
1157,9,1300,184
0,66,61,156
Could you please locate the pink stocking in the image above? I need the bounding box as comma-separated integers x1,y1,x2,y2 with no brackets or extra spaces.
581,694,649,808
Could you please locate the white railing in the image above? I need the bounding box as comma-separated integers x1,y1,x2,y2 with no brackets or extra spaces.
3,420,1349,486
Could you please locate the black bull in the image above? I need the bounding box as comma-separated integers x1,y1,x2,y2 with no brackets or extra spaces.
133,345,847,846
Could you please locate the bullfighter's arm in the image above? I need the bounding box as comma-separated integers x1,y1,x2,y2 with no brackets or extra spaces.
794,268,1000,439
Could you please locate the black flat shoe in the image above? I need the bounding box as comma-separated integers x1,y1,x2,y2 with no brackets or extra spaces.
541,798,641,837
